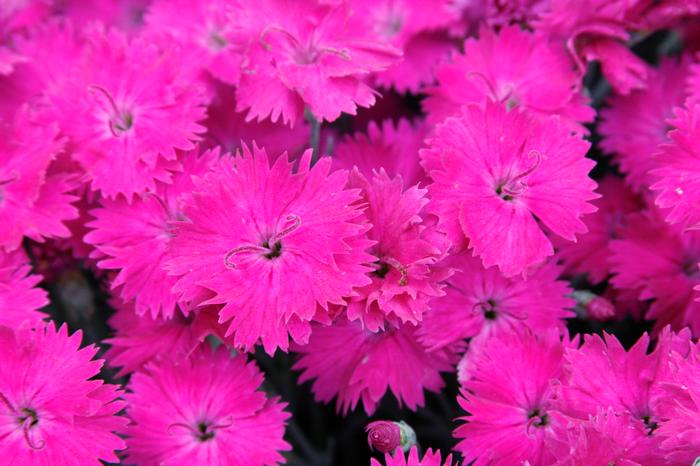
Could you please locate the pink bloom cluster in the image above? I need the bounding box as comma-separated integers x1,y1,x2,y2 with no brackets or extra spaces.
3,0,700,465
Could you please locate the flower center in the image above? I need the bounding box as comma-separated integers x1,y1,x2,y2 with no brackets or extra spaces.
0,392,45,450
642,415,658,435
169,419,232,443
207,30,228,51
495,149,541,201
224,214,300,269
527,408,548,427
89,85,134,137
473,299,497,320
371,256,407,286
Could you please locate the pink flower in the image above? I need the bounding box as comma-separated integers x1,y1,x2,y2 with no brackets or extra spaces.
84,147,221,318
235,0,401,125
454,328,568,465
333,118,429,188
0,0,52,75
656,343,700,464
418,253,573,351
145,0,245,85
292,318,456,415
554,176,642,285
554,331,674,463
124,346,290,466
203,82,311,157
609,208,700,334
0,108,79,252
421,102,598,276
166,145,374,354
45,25,207,200
652,103,700,230
349,0,457,93
534,0,648,94
0,323,126,464
424,25,594,131
104,298,222,377
599,57,690,191
0,249,47,329
546,408,659,466
345,170,451,331
371,446,454,466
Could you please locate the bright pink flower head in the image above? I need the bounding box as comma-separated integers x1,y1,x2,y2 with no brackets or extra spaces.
610,208,700,334
419,253,572,352
656,343,700,463
424,25,594,131
554,176,642,284
371,446,454,466
0,323,126,464
546,408,659,466
349,0,457,93
555,332,670,461
124,346,290,466
651,103,700,230
535,0,648,94
235,0,401,125
333,118,429,188
0,108,78,252
45,25,207,200
145,0,245,85
455,328,567,465
345,170,451,331
166,145,374,354
0,249,47,329
293,318,456,415
421,102,598,276
599,57,690,192
104,298,222,377
85,148,221,318
55,0,151,32
203,82,311,157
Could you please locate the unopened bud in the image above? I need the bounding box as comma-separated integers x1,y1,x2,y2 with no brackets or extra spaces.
570,290,615,321
365,420,416,453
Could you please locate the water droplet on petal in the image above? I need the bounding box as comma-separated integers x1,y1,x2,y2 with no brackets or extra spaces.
676,187,684,195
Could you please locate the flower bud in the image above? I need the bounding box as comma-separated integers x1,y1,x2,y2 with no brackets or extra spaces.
365,420,416,453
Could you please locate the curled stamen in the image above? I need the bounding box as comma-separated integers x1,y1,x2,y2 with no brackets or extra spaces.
0,173,18,187
260,26,303,52
168,419,233,440
319,46,351,61
22,419,44,450
472,300,497,319
89,85,120,115
500,150,542,198
383,257,407,286
270,214,301,243
88,85,132,136
141,191,171,216
224,245,268,269
466,71,501,103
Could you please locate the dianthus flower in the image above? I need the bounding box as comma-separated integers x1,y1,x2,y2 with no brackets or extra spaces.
166,145,373,354
104,298,223,377
652,102,700,229
0,323,126,464
424,25,594,131
0,249,47,329
371,446,454,466
293,318,456,415
124,346,290,466
656,342,700,464
554,331,681,463
204,82,310,157
333,119,429,188
0,108,78,252
345,170,451,331
45,25,207,200
610,208,700,334
421,102,597,276
535,0,648,94
554,176,641,284
546,408,659,466
599,57,690,192
0,0,52,75
349,0,457,93
419,253,573,351
145,0,245,85
235,0,401,125
455,328,568,465
85,148,220,318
